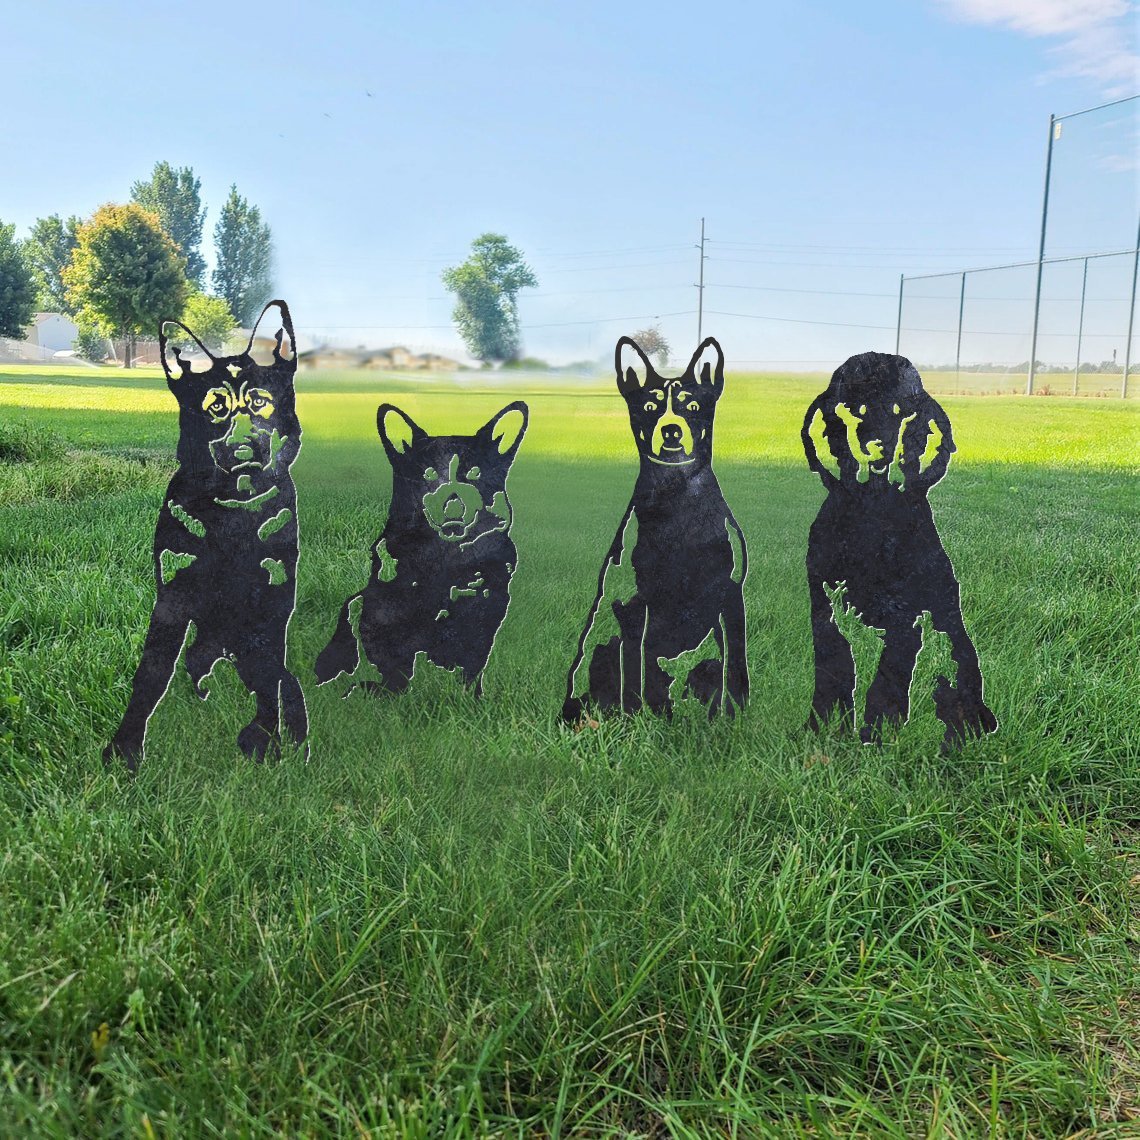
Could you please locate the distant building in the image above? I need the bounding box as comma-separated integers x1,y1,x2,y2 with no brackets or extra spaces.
27,312,80,353
0,312,82,362
298,345,463,372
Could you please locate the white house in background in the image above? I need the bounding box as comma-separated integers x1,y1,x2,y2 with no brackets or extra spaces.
27,312,80,353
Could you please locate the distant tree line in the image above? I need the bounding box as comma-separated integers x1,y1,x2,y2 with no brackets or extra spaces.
919,360,1127,374
0,163,275,367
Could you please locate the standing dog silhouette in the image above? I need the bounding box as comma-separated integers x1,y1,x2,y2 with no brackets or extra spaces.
315,402,528,695
563,336,748,721
104,301,308,769
802,351,997,750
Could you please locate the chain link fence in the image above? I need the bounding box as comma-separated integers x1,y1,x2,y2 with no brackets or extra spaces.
897,97,1139,397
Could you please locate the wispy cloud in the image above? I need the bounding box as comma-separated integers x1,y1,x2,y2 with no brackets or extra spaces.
939,0,1139,94
1098,150,1138,172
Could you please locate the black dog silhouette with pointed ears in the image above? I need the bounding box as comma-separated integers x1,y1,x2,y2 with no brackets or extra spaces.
802,351,997,750
104,301,308,769
563,336,748,722
315,402,528,695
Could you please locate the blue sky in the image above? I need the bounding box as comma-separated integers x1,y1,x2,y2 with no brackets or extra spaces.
2,0,1137,368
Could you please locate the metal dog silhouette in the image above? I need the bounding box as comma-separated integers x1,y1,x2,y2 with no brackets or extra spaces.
104,301,308,768
315,402,528,695
802,351,997,750
563,336,748,721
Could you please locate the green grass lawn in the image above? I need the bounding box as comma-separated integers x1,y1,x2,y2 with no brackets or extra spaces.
1,365,1138,1137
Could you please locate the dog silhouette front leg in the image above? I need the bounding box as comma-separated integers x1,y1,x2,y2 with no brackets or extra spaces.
358,606,416,695
104,598,190,771
278,668,309,755
807,577,855,732
585,637,621,713
720,590,749,716
861,620,922,744
232,653,294,761
614,598,647,713
931,601,997,750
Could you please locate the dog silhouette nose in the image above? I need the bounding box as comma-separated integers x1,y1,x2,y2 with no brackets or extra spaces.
661,423,683,445
443,495,465,520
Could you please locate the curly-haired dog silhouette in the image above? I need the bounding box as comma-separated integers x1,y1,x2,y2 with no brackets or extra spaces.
802,352,996,751
314,402,528,695
563,336,748,722
104,301,308,769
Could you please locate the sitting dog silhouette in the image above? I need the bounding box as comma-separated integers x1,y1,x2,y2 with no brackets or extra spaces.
104,301,308,769
563,336,748,721
801,351,997,750
315,401,528,695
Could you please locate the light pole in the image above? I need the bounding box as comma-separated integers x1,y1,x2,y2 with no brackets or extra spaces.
695,218,707,342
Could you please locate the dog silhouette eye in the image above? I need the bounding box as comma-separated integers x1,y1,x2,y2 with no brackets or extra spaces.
687,401,700,412
643,401,657,413
202,388,231,420
423,467,438,481
466,467,480,480
248,392,270,412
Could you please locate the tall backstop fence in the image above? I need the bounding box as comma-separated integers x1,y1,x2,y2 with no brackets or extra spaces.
896,247,1139,396
897,96,1139,397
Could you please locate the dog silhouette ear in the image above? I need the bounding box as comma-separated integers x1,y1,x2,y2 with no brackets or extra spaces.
377,403,426,461
615,337,653,396
801,394,840,488
160,319,215,380
477,400,529,459
905,395,955,493
687,337,724,389
247,301,296,366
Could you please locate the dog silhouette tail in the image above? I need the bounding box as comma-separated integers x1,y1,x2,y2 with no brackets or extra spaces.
315,594,362,684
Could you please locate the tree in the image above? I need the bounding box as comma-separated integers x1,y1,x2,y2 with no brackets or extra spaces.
23,214,81,313
441,233,538,365
131,162,208,288
632,325,670,369
212,185,273,328
64,204,190,368
0,221,38,339
168,291,237,353
74,314,111,362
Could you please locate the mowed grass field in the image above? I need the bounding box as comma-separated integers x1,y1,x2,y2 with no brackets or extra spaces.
0,363,1137,1137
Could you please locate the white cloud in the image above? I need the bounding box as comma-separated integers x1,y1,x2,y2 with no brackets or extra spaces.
1099,150,1138,171
939,0,1139,93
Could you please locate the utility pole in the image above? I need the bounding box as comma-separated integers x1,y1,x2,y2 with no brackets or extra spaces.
895,273,904,354
695,217,707,342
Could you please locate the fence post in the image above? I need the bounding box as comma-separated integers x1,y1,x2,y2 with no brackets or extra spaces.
1074,258,1088,396
955,272,966,386
1028,114,1056,396
1123,212,1139,399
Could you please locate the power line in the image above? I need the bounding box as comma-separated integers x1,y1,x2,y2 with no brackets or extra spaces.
298,310,697,332
708,282,896,298
704,309,897,331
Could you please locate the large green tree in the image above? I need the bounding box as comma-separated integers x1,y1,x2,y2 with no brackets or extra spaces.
130,162,207,288
64,204,190,368
212,186,273,328
170,291,237,354
0,222,38,339
442,234,538,365
23,214,81,313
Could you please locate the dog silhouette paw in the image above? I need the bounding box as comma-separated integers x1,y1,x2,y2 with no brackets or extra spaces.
934,674,998,751
102,739,141,773
238,723,279,763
